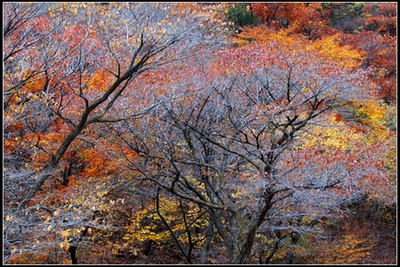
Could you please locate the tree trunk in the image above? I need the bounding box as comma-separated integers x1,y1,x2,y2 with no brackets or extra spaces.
200,223,214,264
234,194,273,263
18,122,87,209
69,246,78,264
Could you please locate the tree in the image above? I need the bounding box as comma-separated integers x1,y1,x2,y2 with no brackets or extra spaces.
3,2,225,263
340,30,396,104
226,3,260,29
363,2,397,36
251,3,334,39
105,32,377,263
322,3,365,33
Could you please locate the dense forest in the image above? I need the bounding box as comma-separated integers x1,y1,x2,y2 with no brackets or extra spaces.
3,2,397,264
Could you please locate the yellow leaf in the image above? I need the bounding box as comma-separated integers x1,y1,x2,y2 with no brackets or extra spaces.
61,230,70,238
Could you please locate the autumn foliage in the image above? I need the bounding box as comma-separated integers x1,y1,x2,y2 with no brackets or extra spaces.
3,2,396,264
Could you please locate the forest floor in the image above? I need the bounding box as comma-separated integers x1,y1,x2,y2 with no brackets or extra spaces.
357,203,397,264
75,201,396,264
324,201,397,264
114,201,397,264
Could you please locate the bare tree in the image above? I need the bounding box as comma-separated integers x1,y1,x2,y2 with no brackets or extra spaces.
109,46,372,263
4,1,222,209
3,2,225,263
